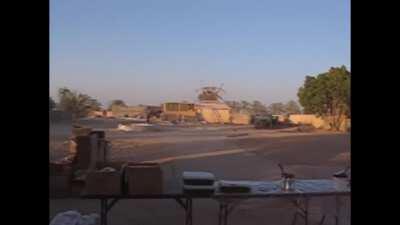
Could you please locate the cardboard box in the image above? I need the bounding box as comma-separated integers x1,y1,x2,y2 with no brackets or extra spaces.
50,162,72,176
125,163,163,195
74,136,92,170
90,130,105,139
96,139,109,165
85,171,122,195
70,180,86,197
50,175,72,197
96,161,126,171
72,126,92,137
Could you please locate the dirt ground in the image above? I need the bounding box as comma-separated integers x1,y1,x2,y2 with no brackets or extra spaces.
50,118,350,225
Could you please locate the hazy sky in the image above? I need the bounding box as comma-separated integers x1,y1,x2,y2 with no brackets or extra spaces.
50,0,350,106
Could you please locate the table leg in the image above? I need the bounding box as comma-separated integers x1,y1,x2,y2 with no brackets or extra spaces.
218,203,223,225
290,198,309,225
218,203,229,225
291,212,298,225
224,204,228,225
304,198,309,225
318,215,326,225
185,198,193,225
100,199,108,225
335,196,339,225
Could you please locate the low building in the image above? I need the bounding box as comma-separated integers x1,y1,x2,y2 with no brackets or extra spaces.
89,110,114,118
161,102,197,121
288,114,350,132
111,105,147,118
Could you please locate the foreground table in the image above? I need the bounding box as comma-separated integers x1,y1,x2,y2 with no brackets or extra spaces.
213,179,350,225
82,193,211,225
82,179,350,225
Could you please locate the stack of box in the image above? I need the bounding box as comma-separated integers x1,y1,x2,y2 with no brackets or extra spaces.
68,129,110,171
73,135,93,170
182,171,216,195
124,162,163,195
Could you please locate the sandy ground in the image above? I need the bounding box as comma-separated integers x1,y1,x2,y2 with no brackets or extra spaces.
50,119,350,225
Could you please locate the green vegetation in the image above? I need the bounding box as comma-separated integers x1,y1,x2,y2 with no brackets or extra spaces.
284,100,302,114
108,99,127,110
297,66,350,131
227,100,300,116
57,87,102,119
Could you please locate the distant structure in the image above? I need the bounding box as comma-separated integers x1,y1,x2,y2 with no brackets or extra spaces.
196,86,225,101
111,105,161,119
196,86,231,124
161,102,197,122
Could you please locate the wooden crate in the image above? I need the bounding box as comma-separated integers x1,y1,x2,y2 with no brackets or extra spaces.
125,163,163,195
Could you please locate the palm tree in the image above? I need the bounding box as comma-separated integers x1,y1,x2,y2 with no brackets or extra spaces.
58,87,102,120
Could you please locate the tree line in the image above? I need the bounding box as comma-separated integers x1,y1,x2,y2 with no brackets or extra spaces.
225,100,301,116
50,65,350,131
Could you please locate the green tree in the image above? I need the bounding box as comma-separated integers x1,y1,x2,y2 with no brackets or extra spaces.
240,101,253,113
285,100,301,114
108,99,127,110
197,86,224,101
297,66,350,131
252,100,268,115
225,101,241,112
58,87,102,119
49,97,56,110
267,102,286,115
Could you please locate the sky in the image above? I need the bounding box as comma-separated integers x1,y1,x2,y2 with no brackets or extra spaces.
50,0,350,106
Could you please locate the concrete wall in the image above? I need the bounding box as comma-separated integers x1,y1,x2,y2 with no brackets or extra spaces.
231,113,251,125
111,106,147,118
89,111,114,118
288,114,350,132
200,108,230,124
